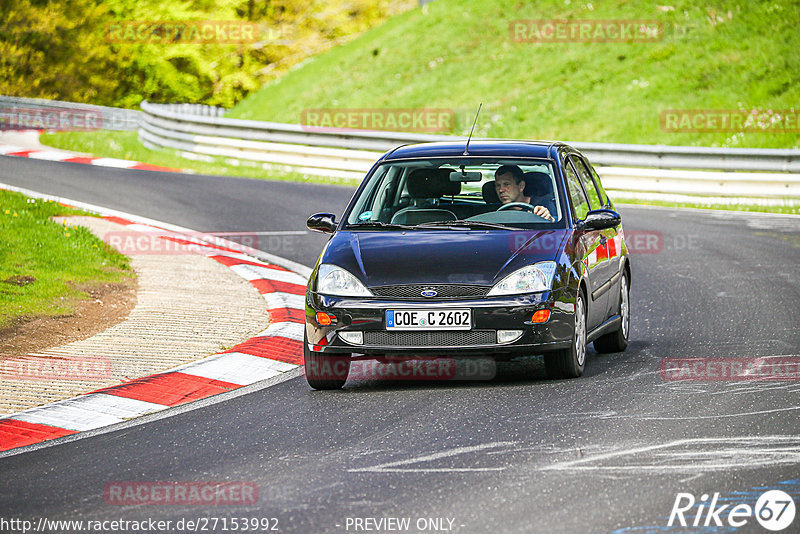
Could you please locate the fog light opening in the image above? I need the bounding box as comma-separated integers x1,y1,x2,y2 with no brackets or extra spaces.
497,329,523,344
531,309,551,323
316,311,336,326
339,331,364,345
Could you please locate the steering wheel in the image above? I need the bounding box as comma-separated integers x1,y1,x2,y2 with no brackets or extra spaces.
496,202,552,221
497,202,536,212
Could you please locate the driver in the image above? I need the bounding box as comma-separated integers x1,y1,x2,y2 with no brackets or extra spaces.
494,165,555,221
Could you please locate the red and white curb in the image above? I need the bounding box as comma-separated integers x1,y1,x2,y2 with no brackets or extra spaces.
0,195,307,452
0,131,182,173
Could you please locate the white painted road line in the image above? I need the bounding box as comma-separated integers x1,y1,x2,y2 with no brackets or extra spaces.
350,442,517,473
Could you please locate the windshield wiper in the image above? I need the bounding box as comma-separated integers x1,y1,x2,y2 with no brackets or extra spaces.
347,221,417,230
416,220,522,231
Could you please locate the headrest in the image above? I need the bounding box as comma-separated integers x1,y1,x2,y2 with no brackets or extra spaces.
407,168,461,198
523,171,553,198
482,180,500,204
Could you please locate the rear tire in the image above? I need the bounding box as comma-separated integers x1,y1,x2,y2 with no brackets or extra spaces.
544,291,587,379
304,332,350,390
593,272,630,354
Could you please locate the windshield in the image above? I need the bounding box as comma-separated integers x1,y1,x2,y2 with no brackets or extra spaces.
344,158,565,229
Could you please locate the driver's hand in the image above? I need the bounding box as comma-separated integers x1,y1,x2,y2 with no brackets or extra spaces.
533,206,554,221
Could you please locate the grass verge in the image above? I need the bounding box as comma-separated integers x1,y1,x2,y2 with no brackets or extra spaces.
614,197,799,215
0,190,133,328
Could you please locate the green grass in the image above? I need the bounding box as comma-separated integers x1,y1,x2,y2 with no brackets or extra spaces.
615,197,799,215
0,190,133,328
40,131,359,186
230,0,800,149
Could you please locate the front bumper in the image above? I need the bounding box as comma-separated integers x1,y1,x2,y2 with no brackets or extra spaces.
305,288,575,357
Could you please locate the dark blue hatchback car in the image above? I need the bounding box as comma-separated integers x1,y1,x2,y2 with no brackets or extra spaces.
304,140,631,389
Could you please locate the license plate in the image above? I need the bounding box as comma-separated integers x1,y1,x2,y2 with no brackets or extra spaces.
386,309,472,330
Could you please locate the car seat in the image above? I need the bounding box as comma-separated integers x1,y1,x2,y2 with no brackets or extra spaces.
523,171,557,216
482,181,501,204
390,168,459,225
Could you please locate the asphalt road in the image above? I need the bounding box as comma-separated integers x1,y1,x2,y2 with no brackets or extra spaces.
0,156,352,267
2,156,800,534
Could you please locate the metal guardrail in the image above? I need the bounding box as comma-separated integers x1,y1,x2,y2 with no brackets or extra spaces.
140,102,226,119
139,100,800,173
573,142,800,173
2,97,797,199
0,95,141,131
139,101,800,197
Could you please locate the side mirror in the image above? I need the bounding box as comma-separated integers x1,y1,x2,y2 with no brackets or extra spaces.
581,209,621,231
307,212,337,234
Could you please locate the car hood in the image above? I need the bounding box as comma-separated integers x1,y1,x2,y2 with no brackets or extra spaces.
320,230,570,288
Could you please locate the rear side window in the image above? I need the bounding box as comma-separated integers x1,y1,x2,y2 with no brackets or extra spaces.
570,156,603,209
564,161,589,220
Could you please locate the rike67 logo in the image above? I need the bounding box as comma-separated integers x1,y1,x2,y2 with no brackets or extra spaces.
669,489,796,531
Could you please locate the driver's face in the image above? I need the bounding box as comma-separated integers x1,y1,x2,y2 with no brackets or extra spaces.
495,173,525,204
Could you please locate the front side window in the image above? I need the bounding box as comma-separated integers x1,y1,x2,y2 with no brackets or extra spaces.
344,158,565,229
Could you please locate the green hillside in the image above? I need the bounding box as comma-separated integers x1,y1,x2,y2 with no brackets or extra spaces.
229,0,800,148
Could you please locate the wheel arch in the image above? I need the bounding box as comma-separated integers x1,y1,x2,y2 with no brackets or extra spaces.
622,257,631,289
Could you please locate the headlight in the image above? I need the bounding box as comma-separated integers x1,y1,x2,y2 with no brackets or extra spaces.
487,262,557,296
316,264,372,297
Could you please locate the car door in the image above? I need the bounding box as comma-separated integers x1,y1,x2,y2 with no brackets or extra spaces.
585,159,625,319
571,156,617,293
562,155,607,330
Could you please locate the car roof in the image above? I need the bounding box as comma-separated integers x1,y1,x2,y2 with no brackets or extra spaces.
382,140,573,161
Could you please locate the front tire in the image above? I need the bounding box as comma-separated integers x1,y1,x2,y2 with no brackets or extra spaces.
544,291,587,379
593,272,630,353
304,332,350,390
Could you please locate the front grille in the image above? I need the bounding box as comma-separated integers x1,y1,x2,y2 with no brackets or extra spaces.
364,330,496,347
370,284,490,300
